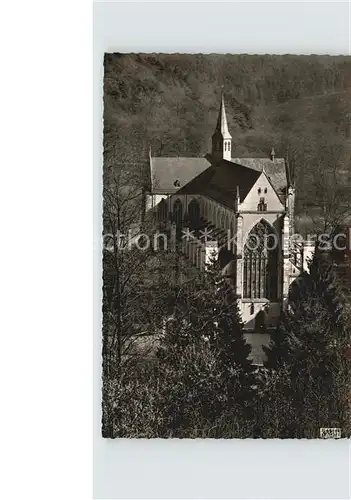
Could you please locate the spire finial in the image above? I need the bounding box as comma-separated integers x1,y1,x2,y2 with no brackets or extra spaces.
270,147,276,161
235,184,240,208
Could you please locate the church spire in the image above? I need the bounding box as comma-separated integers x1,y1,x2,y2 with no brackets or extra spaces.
215,93,232,140
211,93,232,161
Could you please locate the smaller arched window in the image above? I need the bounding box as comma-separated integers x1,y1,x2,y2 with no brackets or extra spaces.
220,213,225,230
264,187,267,194
188,199,200,228
173,199,183,228
158,198,167,222
257,197,267,212
224,142,227,151
258,188,261,195
228,142,231,152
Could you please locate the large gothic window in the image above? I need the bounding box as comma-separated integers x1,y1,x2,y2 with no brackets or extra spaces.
243,220,279,300
173,199,183,228
157,198,167,222
188,199,200,228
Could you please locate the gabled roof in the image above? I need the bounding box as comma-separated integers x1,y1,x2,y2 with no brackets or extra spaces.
176,159,261,209
231,158,287,192
239,171,285,211
150,156,210,193
148,153,288,207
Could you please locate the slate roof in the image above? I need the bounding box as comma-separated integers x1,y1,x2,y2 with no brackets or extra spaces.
175,159,261,209
150,157,210,193
231,158,287,193
149,154,288,208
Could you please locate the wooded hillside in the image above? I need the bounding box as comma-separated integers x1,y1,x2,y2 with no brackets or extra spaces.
104,53,351,215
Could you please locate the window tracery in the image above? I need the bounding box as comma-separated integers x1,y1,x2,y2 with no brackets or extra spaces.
243,220,278,299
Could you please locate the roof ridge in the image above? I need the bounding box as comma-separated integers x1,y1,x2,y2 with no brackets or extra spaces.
231,157,285,160
151,156,208,160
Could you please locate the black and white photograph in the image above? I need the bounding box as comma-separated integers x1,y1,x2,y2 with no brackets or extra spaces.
101,52,351,439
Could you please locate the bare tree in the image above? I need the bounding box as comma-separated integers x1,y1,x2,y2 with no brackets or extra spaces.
102,154,188,375
295,144,351,234
103,160,153,375
310,157,351,233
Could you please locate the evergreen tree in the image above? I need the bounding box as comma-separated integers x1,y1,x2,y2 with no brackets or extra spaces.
288,253,348,374
183,256,256,406
156,255,257,437
202,257,257,430
155,257,223,436
264,268,315,369
209,274,256,409
264,252,350,437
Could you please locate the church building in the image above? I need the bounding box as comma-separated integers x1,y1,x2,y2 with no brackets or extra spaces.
145,95,307,363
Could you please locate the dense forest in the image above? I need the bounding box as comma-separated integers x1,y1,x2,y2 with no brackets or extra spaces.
104,53,351,216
